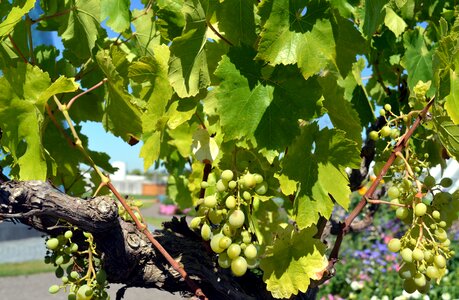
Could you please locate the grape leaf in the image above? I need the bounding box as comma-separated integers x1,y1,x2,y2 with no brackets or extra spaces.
155,0,186,41
260,224,328,299
167,174,193,209
132,9,161,56
95,50,142,142
433,116,459,159
319,73,363,145
0,64,78,180
362,0,386,37
0,0,35,38
384,7,407,37
168,0,211,97
130,45,172,170
278,124,359,228
101,0,130,33
215,0,257,46
445,69,459,124
207,55,274,141
59,0,102,61
401,29,434,96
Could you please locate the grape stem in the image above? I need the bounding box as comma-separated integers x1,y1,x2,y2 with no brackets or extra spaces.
328,97,435,266
365,197,408,208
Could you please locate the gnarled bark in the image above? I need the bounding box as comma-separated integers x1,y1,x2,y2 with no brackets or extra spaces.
0,180,319,300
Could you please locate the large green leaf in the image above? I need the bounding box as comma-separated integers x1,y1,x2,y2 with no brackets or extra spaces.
0,0,35,39
278,124,359,229
260,225,328,298
384,6,407,37
255,66,323,151
401,29,434,96
216,0,257,46
131,45,173,170
101,0,130,33
95,50,142,142
131,9,161,56
0,64,78,180
445,69,459,124
59,0,102,60
362,0,386,37
206,55,274,141
319,73,363,145
168,0,211,97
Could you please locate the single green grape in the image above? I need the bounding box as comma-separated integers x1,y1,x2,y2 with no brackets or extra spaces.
227,243,241,259
231,256,248,277
221,170,234,182
46,238,60,250
388,238,401,252
369,131,379,141
434,255,446,268
55,266,64,278
189,217,202,229
432,210,441,220
398,263,416,279
219,236,232,249
216,180,227,192
243,174,256,189
400,248,413,263
387,186,400,199
201,223,212,241
203,195,217,208
426,265,440,279
64,230,73,239
218,252,231,269
254,174,264,184
384,104,392,111
210,233,225,253
440,177,453,188
225,196,237,209
255,182,268,195
244,244,257,259
414,203,427,217
242,191,251,201
48,285,60,294
412,248,424,261
379,108,386,116
403,278,417,294
396,207,409,220
228,210,245,228
423,175,436,188
424,250,434,263
380,126,391,137
228,180,237,189
76,285,93,300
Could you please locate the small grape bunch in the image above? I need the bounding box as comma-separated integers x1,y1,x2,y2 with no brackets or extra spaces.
369,104,401,141
387,176,456,294
189,169,267,277
46,229,109,299
117,198,144,222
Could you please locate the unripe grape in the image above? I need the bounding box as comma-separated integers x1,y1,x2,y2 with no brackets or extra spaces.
69,243,78,253
208,209,223,224
424,250,433,263
210,234,225,253
379,108,386,116
231,256,248,277
380,126,391,137
423,175,436,188
55,267,64,278
369,131,379,141
438,221,447,228
62,276,69,284
442,239,451,246
70,271,79,280
434,255,446,268
414,274,427,288
384,104,392,111
225,195,237,209
435,228,448,242
68,292,77,300
201,223,211,241
243,174,256,189
244,244,257,259
412,248,424,261
204,195,217,208
401,248,413,263
388,238,401,252
228,210,245,228
200,181,209,189
221,170,234,182
390,129,400,139
426,266,440,279
243,191,251,201
64,230,73,239
255,181,268,195
414,203,427,217
399,263,416,279
227,243,241,259
387,186,400,199
190,217,202,229
390,199,400,210
76,285,93,300
96,269,107,284
219,236,232,249
440,177,453,188
254,174,264,184
55,255,65,265
432,210,440,220
396,207,409,220
417,282,430,294
222,223,235,237
403,278,417,294
49,285,60,294
218,252,231,268
216,180,227,192
46,238,60,250
228,180,237,189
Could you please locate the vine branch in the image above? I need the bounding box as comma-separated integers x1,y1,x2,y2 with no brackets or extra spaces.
328,97,435,265
8,34,28,64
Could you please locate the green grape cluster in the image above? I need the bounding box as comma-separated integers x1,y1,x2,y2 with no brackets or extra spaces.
387,175,456,294
368,104,401,141
45,229,108,299
117,198,144,222
189,169,266,277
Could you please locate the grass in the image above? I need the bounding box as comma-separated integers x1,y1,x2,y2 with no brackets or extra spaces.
0,260,54,277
